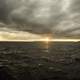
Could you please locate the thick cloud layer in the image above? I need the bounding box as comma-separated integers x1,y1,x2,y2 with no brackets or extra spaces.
0,0,80,38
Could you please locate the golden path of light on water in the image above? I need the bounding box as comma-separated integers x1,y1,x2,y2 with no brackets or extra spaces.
0,38,80,52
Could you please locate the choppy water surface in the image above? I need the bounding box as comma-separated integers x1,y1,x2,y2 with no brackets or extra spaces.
0,42,80,80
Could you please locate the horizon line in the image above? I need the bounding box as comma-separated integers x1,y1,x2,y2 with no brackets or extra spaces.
0,39,80,42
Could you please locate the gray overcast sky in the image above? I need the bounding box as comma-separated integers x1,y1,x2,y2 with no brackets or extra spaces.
0,0,80,38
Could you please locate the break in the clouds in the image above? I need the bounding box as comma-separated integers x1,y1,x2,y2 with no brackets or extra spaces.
0,0,80,38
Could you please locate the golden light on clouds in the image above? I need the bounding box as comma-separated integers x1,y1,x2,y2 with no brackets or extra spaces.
0,31,42,40
0,31,80,42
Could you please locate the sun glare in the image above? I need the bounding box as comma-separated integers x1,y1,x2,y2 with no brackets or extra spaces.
44,37,50,43
42,37,52,49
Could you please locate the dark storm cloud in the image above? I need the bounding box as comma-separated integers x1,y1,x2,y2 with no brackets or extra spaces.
0,0,80,38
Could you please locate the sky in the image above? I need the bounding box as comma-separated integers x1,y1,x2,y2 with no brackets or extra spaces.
0,0,80,40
